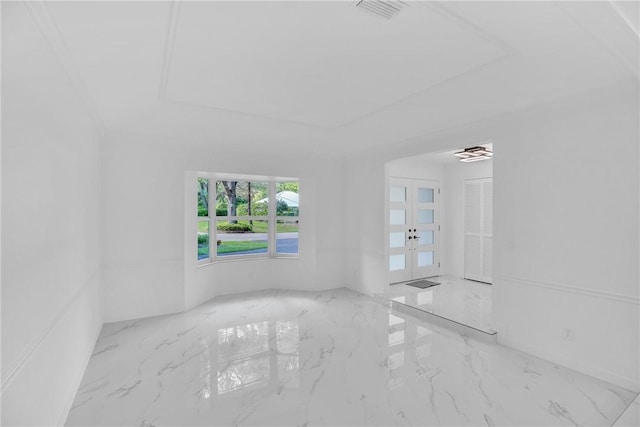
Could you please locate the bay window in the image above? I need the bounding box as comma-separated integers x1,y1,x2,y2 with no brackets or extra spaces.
197,174,299,262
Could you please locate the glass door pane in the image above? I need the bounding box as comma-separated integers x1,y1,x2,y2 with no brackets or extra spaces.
389,232,406,248
390,210,406,225
417,251,434,267
389,254,406,271
417,187,434,203
416,230,434,245
390,186,406,202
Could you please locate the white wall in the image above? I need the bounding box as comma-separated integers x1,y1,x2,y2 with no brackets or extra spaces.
443,159,493,278
101,135,186,321
346,81,639,391
345,157,387,296
1,3,104,425
493,86,639,391
102,131,347,321
386,157,445,182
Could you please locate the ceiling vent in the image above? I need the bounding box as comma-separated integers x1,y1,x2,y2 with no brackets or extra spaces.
355,0,407,20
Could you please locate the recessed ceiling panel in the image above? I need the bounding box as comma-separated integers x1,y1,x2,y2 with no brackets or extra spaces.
164,2,507,128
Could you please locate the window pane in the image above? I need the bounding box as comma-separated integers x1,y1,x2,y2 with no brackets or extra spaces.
198,178,208,216
198,221,209,260
217,220,268,256
390,210,406,225
276,182,299,216
417,187,434,203
389,232,405,248
276,219,299,254
417,230,434,245
418,251,434,266
216,181,269,217
390,186,406,203
417,209,434,224
389,254,405,271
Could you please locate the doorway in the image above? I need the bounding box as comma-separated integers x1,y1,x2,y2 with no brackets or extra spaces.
382,146,495,335
388,177,440,283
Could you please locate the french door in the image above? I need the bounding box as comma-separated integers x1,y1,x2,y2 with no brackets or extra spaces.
388,177,440,283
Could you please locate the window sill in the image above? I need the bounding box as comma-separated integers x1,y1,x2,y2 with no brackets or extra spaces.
197,254,300,268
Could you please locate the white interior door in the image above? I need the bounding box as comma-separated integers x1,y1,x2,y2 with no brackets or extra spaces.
464,178,492,284
388,177,440,283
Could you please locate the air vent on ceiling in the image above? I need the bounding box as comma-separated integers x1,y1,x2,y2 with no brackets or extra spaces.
355,0,407,20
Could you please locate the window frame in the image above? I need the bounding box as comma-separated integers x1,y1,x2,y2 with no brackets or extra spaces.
197,173,300,264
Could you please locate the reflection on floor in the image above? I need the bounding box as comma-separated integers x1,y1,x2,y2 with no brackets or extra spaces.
66,288,636,426
381,275,494,334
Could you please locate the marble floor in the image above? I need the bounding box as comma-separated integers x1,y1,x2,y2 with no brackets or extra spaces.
66,288,636,426
613,394,640,426
381,276,495,334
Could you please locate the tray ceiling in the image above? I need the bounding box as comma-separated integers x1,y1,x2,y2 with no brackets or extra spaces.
27,1,639,155
163,2,507,128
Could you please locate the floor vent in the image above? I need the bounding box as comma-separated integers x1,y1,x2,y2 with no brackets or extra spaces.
355,0,407,20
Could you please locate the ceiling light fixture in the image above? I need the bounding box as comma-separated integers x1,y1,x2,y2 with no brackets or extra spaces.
454,146,493,162
354,0,407,20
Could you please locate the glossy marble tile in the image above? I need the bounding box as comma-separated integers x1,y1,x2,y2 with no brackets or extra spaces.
613,395,640,427
66,288,634,426
381,275,494,333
